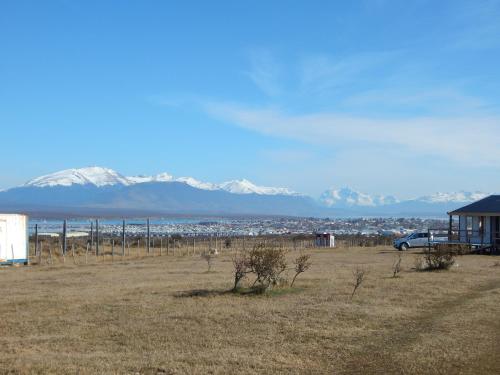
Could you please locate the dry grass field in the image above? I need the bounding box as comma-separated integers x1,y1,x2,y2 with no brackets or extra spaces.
1,246,499,374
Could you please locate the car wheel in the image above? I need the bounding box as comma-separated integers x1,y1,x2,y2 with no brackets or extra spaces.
399,243,409,251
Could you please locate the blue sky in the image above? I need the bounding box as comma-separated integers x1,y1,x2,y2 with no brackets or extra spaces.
1,0,500,198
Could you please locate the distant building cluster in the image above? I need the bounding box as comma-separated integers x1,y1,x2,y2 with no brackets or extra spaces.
28,216,448,238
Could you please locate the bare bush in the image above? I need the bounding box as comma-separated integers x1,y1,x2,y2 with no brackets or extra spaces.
417,247,455,271
291,253,312,287
248,243,287,292
201,251,216,272
435,243,470,256
232,252,250,291
351,267,367,300
392,253,402,278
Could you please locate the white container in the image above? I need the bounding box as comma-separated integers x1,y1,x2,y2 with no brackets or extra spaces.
315,232,335,248
0,214,29,264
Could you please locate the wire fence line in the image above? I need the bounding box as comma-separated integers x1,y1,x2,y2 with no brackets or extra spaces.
26,219,398,266
27,220,318,266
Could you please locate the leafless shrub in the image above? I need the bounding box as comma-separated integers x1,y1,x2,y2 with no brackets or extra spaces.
417,247,455,271
435,243,470,256
248,243,287,292
392,253,402,278
414,256,425,271
201,251,216,272
231,252,250,291
492,261,500,268
351,267,367,300
291,253,312,287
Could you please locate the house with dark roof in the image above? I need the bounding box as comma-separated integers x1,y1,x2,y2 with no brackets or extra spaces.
447,195,500,251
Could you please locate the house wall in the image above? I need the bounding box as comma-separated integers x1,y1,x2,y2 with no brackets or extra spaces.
471,216,481,243
459,215,467,242
457,215,492,245
0,214,28,263
491,216,499,244
484,216,491,244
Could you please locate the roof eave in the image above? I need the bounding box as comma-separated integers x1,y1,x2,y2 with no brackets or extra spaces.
448,211,500,216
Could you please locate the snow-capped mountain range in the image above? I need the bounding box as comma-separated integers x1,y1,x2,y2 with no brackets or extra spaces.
320,188,400,207
320,187,489,208
413,191,489,204
24,167,299,196
0,166,491,217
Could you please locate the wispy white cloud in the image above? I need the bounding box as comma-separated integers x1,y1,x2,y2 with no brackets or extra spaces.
244,49,283,97
260,149,313,163
240,48,494,117
447,0,500,50
298,51,399,95
204,101,500,166
341,86,489,115
147,93,205,108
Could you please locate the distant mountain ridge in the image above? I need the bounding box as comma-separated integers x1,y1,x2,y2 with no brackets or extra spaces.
320,187,399,207
0,167,491,217
24,167,299,196
320,187,488,208
2,167,317,217
319,187,489,217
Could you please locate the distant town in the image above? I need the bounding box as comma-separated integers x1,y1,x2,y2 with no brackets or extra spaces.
30,216,450,237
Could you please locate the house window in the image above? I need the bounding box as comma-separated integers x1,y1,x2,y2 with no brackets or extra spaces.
467,217,472,231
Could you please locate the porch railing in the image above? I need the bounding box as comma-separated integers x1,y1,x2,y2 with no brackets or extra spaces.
428,228,497,247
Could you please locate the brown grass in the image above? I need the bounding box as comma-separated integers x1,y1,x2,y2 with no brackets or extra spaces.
1,246,500,374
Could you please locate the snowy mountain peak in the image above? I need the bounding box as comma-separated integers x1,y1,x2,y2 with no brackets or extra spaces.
126,172,174,184
218,179,298,195
175,177,218,191
21,167,298,196
320,187,399,207
320,187,490,208
25,167,130,188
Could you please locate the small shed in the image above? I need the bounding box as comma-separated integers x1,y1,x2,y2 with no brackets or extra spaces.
315,232,335,248
0,214,29,265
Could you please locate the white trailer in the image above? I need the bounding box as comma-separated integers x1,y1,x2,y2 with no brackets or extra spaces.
0,214,29,265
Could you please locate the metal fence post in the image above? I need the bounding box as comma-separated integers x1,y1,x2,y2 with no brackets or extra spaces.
122,220,126,257
62,220,67,255
34,223,39,256
90,221,94,252
147,218,151,254
96,219,99,256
